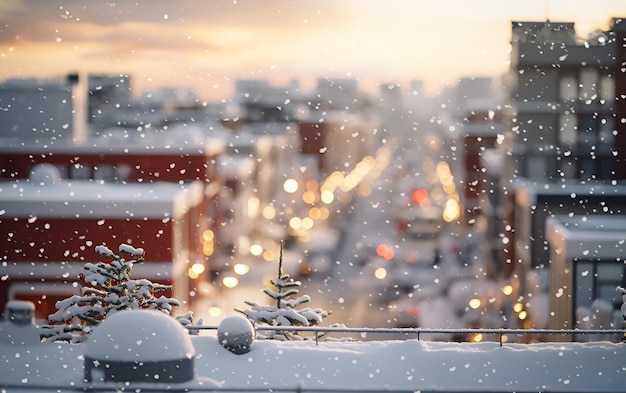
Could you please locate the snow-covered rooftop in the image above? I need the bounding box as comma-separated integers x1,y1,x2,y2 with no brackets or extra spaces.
0,179,204,219
1,328,625,392
0,135,226,156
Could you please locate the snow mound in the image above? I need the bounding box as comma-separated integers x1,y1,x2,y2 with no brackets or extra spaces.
217,316,254,354
85,309,194,362
29,163,61,184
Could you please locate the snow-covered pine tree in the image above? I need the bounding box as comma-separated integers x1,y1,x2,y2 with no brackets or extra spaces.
236,242,330,340
41,243,191,343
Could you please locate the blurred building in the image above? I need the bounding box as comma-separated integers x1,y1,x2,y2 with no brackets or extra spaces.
0,170,210,320
0,127,226,320
546,215,626,339
497,17,626,331
502,19,625,183
0,77,77,142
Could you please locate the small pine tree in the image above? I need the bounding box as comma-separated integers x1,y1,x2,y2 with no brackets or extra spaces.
236,242,330,340
41,243,189,343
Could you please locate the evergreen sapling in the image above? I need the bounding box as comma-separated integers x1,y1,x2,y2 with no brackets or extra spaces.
41,243,193,343
237,242,330,340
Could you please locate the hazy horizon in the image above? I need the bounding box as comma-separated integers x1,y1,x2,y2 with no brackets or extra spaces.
1,0,624,100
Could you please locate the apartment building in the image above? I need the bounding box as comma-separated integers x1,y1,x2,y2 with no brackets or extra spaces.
498,17,626,331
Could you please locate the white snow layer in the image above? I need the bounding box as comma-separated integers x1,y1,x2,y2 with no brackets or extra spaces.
84,309,194,362
1,334,625,391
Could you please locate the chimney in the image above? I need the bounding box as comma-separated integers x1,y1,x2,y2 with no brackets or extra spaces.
68,72,87,143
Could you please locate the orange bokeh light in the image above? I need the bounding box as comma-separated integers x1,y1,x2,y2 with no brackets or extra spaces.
411,188,428,204
376,244,395,260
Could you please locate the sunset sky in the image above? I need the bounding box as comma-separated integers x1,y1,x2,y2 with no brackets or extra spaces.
0,0,624,100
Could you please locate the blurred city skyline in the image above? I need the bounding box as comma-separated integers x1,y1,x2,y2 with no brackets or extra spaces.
1,0,624,100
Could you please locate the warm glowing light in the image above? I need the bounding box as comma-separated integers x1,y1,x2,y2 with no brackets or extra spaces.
340,173,358,191
306,179,318,191
407,306,419,318
250,244,263,256
262,205,276,219
309,207,321,220
283,178,299,193
262,250,275,262
302,190,317,204
321,190,334,204
202,242,214,256
513,302,524,313
374,267,387,280
289,216,302,230
202,229,215,256
202,229,214,242
188,267,199,279
301,217,314,229
443,199,461,222
442,181,456,194
472,333,483,342
198,281,212,294
358,184,372,197
502,285,513,296
376,244,395,260
233,263,250,275
247,196,260,218
222,276,239,288
208,306,222,317
430,187,444,201
411,188,428,204
190,263,205,276
518,310,527,320
468,298,481,309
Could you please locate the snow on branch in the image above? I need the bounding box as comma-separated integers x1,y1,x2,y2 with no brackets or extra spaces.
236,241,331,341
41,242,188,343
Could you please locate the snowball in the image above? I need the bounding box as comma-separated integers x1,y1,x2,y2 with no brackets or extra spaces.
218,316,254,354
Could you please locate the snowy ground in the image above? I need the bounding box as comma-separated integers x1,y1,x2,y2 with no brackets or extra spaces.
2,332,625,392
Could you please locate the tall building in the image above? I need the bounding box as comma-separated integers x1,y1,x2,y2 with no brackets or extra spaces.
503,18,626,183
498,17,626,332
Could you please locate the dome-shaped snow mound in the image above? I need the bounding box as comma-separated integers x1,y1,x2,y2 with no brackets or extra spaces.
84,310,195,383
29,163,61,184
218,316,254,354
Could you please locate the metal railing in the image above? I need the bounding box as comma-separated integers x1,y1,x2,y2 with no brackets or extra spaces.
189,325,626,346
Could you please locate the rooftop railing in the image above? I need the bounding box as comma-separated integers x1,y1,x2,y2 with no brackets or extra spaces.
190,325,626,346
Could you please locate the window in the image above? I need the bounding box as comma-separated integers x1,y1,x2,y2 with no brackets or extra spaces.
71,164,90,179
559,75,577,101
558,112,577,145
575,259,626,310
599,74,615,102
579,68,598,100
599,116,615,150
94,164,115,181
527,155,548,178
578,115,597,148
559,156,577,179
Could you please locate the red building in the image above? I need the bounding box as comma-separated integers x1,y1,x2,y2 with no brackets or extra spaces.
297,111,376,176
0,178,215,320
0,139,225,320
0,141,223,184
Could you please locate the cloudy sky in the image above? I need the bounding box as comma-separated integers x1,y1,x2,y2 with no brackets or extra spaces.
0,0,624,99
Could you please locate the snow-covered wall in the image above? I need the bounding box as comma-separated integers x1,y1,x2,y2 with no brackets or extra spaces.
1,332,625,392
